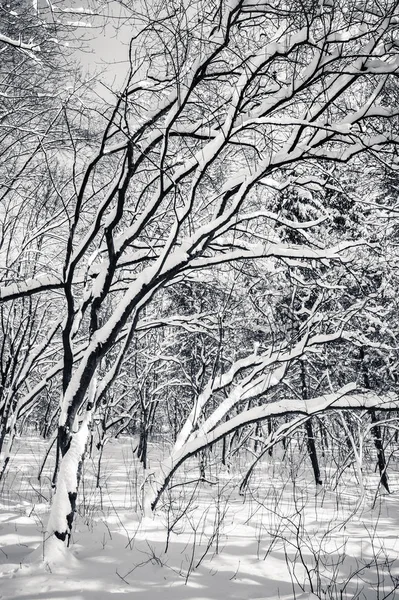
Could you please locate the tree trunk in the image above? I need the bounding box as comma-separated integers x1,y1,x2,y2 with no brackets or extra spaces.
267,418,273,457
369,408,390,493
45,416,91,554
360,346,389,493
254,421,262,453
301,361,322,486
305,419,322,486
221,415,230,466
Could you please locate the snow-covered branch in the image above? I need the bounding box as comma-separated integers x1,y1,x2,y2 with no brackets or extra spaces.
147,384,399,512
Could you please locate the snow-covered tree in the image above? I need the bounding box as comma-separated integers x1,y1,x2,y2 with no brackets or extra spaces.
1,0,399,554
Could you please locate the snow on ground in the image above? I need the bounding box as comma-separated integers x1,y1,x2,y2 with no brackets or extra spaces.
1,435,399,600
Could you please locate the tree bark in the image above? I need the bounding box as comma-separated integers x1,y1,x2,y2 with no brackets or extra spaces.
301,361,322,486
360,346,390,493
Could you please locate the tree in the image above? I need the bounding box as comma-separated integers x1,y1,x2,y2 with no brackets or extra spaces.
0,0,93,477
1,0,399,556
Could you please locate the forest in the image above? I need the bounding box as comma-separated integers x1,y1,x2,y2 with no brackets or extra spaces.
1,0,399,598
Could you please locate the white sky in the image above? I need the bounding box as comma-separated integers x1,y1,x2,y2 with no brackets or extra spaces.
66,1,136,95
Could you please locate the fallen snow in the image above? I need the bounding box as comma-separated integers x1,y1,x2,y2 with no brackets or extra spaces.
1,436,399,600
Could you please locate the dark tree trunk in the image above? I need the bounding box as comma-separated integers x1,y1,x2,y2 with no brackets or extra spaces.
221,415,230,466
305,419,322,486
360,346,390,493
137,427,148,469
267,418,273,457
0,455,9,481
301,361,322,486
254,421,262,453
199,449,206,478
369,409,389,492
40,395,52,438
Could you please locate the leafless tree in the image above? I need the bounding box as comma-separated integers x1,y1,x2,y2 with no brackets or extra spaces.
0,0,398,553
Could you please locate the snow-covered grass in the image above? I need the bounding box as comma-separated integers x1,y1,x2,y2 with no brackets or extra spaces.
1,435,399,600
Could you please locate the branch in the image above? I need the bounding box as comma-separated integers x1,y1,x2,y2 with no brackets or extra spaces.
149,384,399,511
0,33,41,52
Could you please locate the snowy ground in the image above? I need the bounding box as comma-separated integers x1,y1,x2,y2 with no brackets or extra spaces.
1,436,399,600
